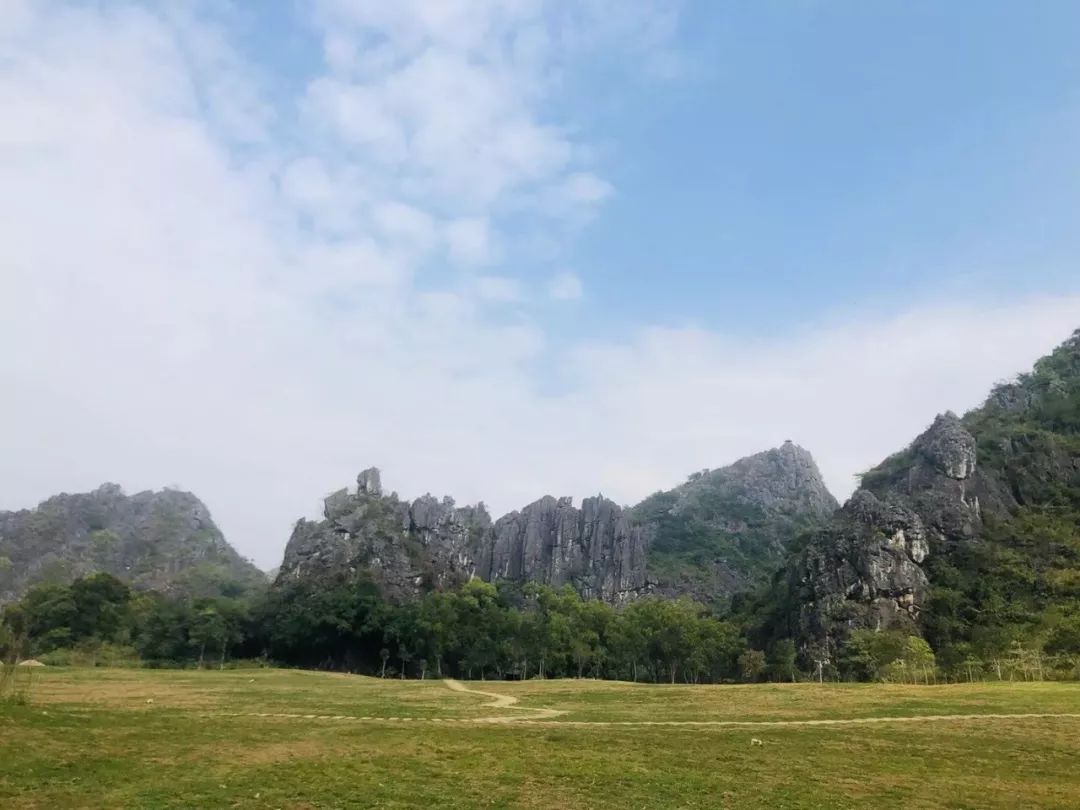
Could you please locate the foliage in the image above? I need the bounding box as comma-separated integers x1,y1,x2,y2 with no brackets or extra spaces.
1,574,755,683
0,573,257,668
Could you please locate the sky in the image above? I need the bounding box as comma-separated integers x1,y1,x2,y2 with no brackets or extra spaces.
2,1,1080,569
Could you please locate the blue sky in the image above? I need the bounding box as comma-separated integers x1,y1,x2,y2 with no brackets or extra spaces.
581,2,1080,326
240,0,1080,333
3,1,1080,566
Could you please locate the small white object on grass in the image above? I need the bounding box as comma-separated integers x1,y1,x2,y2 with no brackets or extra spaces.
146,698,154,704
750,738,764,747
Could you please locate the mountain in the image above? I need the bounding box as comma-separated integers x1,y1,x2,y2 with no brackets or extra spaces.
0,484,265,604
276,444,836,605
633,441,838,603
777,328,1080,666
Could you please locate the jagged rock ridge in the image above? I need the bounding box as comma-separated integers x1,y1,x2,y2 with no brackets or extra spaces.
0,484,264,604
476,495,651,603
278,467,491,600
277,444,838,605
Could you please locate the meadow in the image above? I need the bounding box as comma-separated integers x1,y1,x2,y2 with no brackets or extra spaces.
2,668,1080,808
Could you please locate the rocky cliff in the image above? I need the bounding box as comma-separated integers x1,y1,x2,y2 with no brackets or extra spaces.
782,328,1080,662
277,444,837,605
0,484,265,604
277,468,491,600
476,495,651,603
786,413,985,650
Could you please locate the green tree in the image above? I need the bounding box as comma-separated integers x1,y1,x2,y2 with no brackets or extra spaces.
766,639,798,682
738,649,767,682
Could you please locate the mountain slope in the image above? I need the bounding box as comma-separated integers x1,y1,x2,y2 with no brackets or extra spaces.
0,484,265,604
778,328,1080,666
633,442,838,603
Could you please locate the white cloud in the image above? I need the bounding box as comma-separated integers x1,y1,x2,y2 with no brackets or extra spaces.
1,2,1078,574
372,201,437,255
561,173,614,205
444,217,497,267
475,275,524,303
548,272,584,301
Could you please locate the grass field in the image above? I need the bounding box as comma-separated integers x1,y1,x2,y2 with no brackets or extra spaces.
3,668,1080,808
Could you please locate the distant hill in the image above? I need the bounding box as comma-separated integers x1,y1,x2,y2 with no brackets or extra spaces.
276,444,837,606
0,484,265,604
633,442,838,604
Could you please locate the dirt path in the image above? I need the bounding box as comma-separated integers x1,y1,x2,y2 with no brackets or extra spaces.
206,709,1080,729
442,678,565,721
201,681,1080,729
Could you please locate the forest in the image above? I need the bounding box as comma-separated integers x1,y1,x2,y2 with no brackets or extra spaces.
3,570,1077,684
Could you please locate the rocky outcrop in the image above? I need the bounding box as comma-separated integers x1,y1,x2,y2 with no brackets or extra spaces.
788,491,931,648
276,470,491,600
787,414,986,657
0,484,264,604
477,495,651,603
702,441,839,515
279,442,837,605
780,329,1080,664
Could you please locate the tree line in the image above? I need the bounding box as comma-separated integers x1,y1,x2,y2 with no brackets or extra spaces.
2,572,1078,683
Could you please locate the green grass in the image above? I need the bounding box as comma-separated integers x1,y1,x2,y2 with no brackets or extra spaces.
3,668,1080,808
499,678,1080,722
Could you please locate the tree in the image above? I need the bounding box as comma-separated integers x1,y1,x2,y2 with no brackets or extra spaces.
766,639,798,682
189,605,226,668
69,573,132,643
738,649,767,682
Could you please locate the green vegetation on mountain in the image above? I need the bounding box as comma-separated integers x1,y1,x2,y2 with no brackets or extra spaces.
632,442,838,604
920,332,1080,669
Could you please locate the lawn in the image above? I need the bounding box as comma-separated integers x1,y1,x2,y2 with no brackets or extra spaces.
2,668,1080,808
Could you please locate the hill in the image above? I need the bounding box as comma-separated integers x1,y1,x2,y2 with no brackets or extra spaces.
0,484,265,604
633,441,837,603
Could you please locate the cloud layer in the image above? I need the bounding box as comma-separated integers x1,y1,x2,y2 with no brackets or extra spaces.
2,2,1078,567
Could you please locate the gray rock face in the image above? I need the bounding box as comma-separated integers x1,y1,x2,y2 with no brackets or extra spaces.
357,468,382,497
788,414,985,657
790,491,930,647
278,477,490,600
0,484,264,604
279,443,836,605
913,412,977,480
710,441,839,515
476,495,651,603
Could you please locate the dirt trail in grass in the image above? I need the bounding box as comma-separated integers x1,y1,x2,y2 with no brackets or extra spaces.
442,678,566,721
208,709,1080,729
199,680,1080,729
